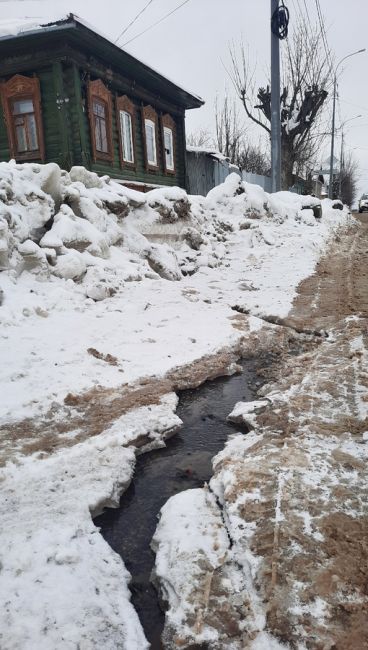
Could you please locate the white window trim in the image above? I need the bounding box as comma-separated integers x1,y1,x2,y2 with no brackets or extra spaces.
145,118,157,166
163,126,174,171
120,110,134,163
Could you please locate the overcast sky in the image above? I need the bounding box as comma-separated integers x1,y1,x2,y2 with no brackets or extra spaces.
3,0,368,198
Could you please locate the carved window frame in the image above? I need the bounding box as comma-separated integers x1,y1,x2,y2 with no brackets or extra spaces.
161,114,176,174
142,105,159,171
1,74,45,161
116,95,136,170
87,79,113,163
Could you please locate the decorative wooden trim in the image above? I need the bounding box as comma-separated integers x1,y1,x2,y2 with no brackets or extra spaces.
87,78,113,163
116,95,136,170
0,74,45,161
141,104,159,172
161,113,176,175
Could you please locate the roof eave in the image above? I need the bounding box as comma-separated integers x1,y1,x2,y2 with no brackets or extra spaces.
0,14,205,110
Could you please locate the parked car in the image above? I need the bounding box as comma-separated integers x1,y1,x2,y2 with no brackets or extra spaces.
358,194,368,212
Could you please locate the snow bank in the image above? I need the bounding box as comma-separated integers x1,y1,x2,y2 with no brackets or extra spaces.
0,164,351,424
0,394,181,650
0,163,354,649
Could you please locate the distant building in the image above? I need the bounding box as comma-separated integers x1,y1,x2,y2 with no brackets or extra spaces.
0,14,203,191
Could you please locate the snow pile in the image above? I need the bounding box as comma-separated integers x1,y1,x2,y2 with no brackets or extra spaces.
0,163,351,424
0,162,355,649
151,434,288,649
0,163,346,295
0,394,181,650
152,315,368,649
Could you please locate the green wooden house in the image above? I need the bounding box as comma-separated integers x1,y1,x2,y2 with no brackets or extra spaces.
0,14,203,191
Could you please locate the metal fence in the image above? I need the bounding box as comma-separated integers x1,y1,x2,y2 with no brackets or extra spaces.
241,171,272,193
186,150,241,196
186,148,272,196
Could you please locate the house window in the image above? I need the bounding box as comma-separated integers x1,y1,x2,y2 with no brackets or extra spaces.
120,110,134,163
163,126,174,171
142,105,159,171
87,79,113,163
161,114,176,174
93,99,108,153
116,95,136,169
12,98,39,153
0,74,44,161
145,119,157,166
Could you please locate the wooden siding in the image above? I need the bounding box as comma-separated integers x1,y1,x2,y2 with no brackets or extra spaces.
0,60,187,189
75,68,186,187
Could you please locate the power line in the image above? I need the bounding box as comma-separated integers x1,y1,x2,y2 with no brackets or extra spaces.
302,0,311,25
115,0,155,44
314,0,334,74
122,0,191,47
339,98,368,114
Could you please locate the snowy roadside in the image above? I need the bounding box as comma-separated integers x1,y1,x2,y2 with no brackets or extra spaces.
0,164,350,429
0,162,352,648
0,394,181,650
152,306,368,646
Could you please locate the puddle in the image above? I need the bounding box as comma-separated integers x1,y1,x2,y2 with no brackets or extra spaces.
94,360,258,648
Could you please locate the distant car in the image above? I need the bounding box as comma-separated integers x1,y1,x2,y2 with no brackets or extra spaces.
358,194,368,212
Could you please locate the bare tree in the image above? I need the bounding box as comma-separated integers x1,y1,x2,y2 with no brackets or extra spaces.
228,15,331,189
186,128,213,148
214,95,245,163
237,142,270,175
338,152,358,206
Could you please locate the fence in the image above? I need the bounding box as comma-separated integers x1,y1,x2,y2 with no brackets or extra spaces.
186,148,241,196
186,147,272,196
241,171,272,193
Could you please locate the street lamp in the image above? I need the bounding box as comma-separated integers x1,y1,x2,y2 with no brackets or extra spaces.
339,116,362,199
328,49,366,199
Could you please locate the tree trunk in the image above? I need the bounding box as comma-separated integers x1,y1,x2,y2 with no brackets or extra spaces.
281,139,295,190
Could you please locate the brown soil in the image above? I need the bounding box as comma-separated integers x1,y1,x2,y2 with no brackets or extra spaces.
162,215,368,650
0,342,246,464
231,214,368,649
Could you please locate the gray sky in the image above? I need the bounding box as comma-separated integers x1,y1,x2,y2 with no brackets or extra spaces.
4,0,368,197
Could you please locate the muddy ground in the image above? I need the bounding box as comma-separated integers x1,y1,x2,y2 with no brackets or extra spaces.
2,214,367,649
160,214,368,650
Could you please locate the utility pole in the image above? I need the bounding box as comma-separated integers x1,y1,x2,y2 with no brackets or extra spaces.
328,77,337,199
328,49,365,200
339,129,344,200
271,0,281,193
338,115,361,201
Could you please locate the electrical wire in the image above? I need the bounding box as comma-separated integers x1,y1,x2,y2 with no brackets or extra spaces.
271,0,290,40
122,0,191,47
302,0,311,24
115,0,155,44
314,0,334,74
340,98,368,114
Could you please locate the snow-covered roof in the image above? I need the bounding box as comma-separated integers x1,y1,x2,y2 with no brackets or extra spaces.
0,14,204,110
186,146,229,162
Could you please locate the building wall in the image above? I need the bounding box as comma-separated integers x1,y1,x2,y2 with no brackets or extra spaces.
0,61,187,189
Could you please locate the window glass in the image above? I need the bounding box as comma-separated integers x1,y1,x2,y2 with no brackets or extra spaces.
13,99,34,115
93,101,105,118
93,99,108,153
12,98,39,152
15,123,27,152
145,119,157,165
28,114,38,150
164,127,174,170
120,110,134,163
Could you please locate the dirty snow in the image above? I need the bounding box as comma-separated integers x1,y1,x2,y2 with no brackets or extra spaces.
0,394,180,650
0,161,352,649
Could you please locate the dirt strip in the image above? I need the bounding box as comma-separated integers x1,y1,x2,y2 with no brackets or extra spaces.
156,215,368,650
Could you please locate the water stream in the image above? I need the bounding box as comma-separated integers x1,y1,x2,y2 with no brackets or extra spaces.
94,360,258,649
